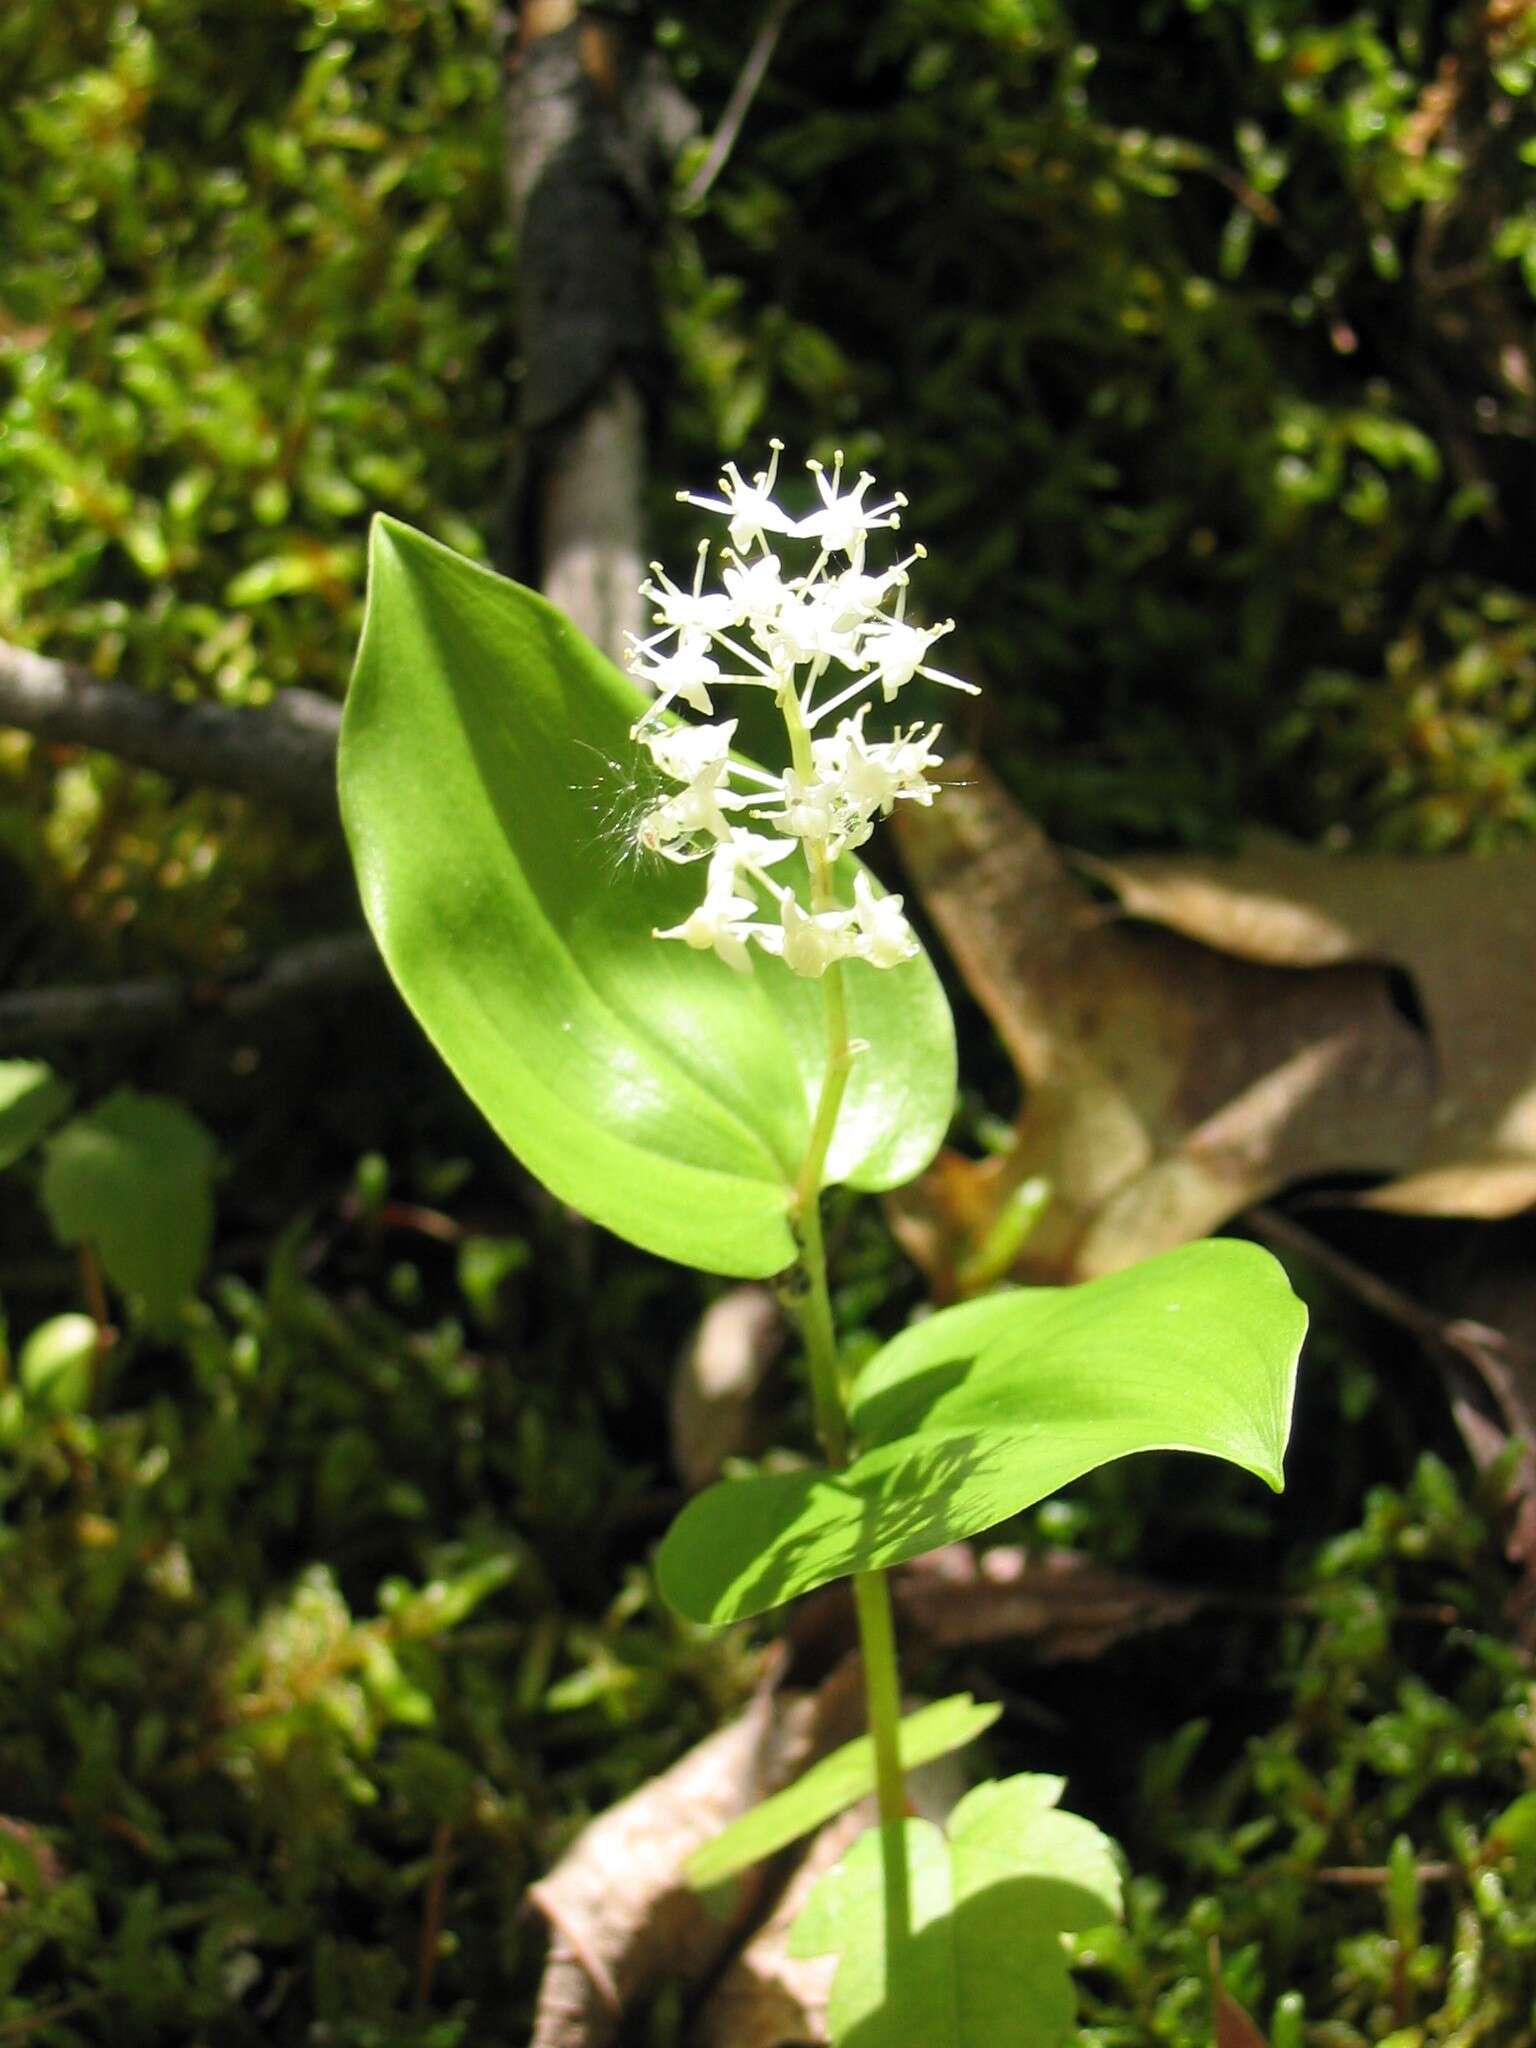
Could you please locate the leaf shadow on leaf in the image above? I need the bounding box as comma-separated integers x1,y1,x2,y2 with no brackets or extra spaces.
659,1432,1013,1625
850,1360,971,1448
662,1242,1301,1624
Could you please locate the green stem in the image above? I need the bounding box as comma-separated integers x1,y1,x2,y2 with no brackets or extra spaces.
790,1161,850,1468
853,1569,909,1837
780,675,857,1454
779,665,909,1908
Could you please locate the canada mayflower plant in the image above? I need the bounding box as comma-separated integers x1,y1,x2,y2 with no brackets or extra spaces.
341,451,1307,2046
627,443,976,981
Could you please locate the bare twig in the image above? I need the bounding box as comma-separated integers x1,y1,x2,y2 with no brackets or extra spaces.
0,639,340,823
415,1821,456,2012
1248,1204,1536,1633
0,934,380,1051
1249,1205,1536,1380
1313,1861,1455,1887
681,0,800,209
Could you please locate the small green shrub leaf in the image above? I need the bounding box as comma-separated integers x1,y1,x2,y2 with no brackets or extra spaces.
41,1090,218,1329
339,518,955,1278
0,1061,72,1171
688,1693,1001,1889
658,1241,1304,1621
18,1313,98,1414
788,1774,1122,2047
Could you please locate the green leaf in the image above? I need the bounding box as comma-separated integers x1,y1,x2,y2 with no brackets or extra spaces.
40,1090,218,1329
658,1241,1304,1622
18,1313,97,1415
789,1774,1121,2047
0,1060,72,1171
340,517,955,1278
688,1694,1001,1889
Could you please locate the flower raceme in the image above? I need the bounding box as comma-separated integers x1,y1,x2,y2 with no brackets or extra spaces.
628,446,976,978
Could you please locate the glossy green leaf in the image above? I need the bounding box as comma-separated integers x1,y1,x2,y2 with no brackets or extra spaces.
340,517,955,1279
688,1693,1001,1889
40,1090,218,1330
0,1060,71,1172
788,1773,1121,2047
658,1241,1305,1622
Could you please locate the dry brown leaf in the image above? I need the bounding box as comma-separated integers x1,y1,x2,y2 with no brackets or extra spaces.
1090,835,1536,1219
529,1664,864,2048
891,761,1434,1285
689,1801,861,2048
894,1543,1206,1661
784,1547,1204,1699
1210,1939,1272,2047
671,1283,785,1491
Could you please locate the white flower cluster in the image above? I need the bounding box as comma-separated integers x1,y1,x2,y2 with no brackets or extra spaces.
627,444,975,978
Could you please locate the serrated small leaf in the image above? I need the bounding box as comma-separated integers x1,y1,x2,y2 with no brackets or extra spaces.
41,1090,218,1329
658,1241,1304,1622
688,1693,1001,1889
0,1061,72,1171
789,1774,1121,2047
340,518,956,1280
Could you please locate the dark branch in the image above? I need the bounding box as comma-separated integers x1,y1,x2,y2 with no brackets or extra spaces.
0,639,340,824
0,934,380,1052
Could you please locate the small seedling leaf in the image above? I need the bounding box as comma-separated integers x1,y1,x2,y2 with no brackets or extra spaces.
0,1060,72,1172
688,1693,1001,1889
789,1773,1121,2047
41,1090,218,1329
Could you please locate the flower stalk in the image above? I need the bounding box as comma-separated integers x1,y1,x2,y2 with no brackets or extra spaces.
632,445,970,1913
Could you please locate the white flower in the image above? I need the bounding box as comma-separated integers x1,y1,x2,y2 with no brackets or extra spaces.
626,625,724,717
635,721,747,857
771,768,842,845
728,827,800,871
793,452,906,558
638,717,736,785
630,446,976,978
849,869,918,968
757,889,857,978
721,553,792,636
759,585,866,677
640,545,743,636
680,442,800,555
654,846,762,972
820,556,917,631
635,789,726,861
815,713,945,815
859,616,971,703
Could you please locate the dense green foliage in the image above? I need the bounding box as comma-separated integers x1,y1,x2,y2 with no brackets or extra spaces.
0,1164,1531,2041
3,2,1536,2042
663,0,1536,848
0,0,506,961
0,1137,741,2045
3,0,1535,960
